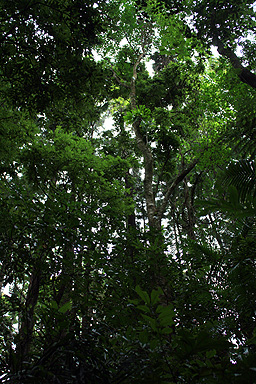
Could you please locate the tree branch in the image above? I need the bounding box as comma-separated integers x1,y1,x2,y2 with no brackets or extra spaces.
110,65,130,89
213,35,256,89
157,159,198,222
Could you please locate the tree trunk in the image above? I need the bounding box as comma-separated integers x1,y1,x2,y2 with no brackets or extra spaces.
12,267,41,372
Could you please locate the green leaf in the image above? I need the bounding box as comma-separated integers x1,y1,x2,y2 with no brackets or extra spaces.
135,285,150,305
139,329,149,344
141,314,158,332
206,349,216,359
228,185,239,208
59,301,72,314
157,305,175,327
128,299,139,305
137,305,151,313
150,287,163,306
150,339,159,350
50,301,58,310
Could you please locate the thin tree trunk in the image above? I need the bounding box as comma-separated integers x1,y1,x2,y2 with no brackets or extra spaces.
129,52,159,230
13,267,41,372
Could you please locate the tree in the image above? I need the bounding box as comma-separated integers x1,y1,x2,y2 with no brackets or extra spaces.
157,0,256,89
1,0,256,383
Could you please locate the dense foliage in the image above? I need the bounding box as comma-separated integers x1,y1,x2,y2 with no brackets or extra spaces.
0,0,256,382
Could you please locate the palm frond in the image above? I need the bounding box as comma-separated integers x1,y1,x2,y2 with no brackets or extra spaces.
223,160,256,204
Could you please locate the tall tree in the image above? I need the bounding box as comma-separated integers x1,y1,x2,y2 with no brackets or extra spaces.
1,1,256,383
